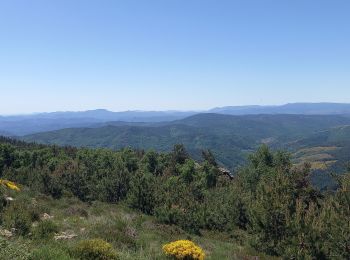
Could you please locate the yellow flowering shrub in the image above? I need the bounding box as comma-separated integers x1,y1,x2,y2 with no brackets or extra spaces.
0,179,20,191
163,240,205,260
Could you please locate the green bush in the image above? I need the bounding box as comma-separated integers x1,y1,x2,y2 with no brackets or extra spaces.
127,170,156,214
32,219,59,239
29,244,73,260
2,201,32,236
74,239,118,260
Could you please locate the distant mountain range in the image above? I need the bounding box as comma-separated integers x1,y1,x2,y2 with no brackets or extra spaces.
2,103,350,136
210,103,350,115
0,109,197,136
1,104,349,188
4,109,196,122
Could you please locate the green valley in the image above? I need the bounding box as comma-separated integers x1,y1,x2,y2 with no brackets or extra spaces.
22,114,350,180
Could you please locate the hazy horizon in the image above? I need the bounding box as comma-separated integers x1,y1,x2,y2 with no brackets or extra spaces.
2,102,350,116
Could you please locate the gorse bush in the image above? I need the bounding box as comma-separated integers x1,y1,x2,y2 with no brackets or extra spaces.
74,239,118,260
0,179,20,191
163,240,205,260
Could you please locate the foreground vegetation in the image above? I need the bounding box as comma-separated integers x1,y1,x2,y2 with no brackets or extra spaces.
0,137,349,259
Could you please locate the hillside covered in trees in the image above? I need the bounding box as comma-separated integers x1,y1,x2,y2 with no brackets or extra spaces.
22,113,350,188
0,137,349,259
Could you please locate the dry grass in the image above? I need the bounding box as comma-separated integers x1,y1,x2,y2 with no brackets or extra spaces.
1,191,272,260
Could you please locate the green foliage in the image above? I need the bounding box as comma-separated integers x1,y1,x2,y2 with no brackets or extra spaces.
32,219,59,240
2,200,32,236
153,176,205,234
201,162,218,188
22,113,350,175
202,149,217,166
0,186,7,212
172,144,189,165
0,137,349,259
141,150,161,175
0,237,30,260
29,244,73,260
0,143,15,177
318,173,350,259
203,186,246,231
127,170,156,214
74,239,118,260
179,159,196,183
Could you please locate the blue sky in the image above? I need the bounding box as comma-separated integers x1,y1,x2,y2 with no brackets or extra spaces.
0,0,349,114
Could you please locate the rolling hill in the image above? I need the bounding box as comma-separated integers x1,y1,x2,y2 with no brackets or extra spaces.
22,113,350,171
290,125,350,170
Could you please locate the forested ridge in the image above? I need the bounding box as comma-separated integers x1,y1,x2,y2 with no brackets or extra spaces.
0,136,349,259
22,113,350,179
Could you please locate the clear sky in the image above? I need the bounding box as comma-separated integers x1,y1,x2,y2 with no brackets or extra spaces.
0,0,349,114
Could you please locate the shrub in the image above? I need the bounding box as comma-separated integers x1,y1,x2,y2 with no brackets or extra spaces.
2,201,32,236
127,170,156,214
74,239,118,260
163,240,205,260
29,244,73,260
32,219,59,239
